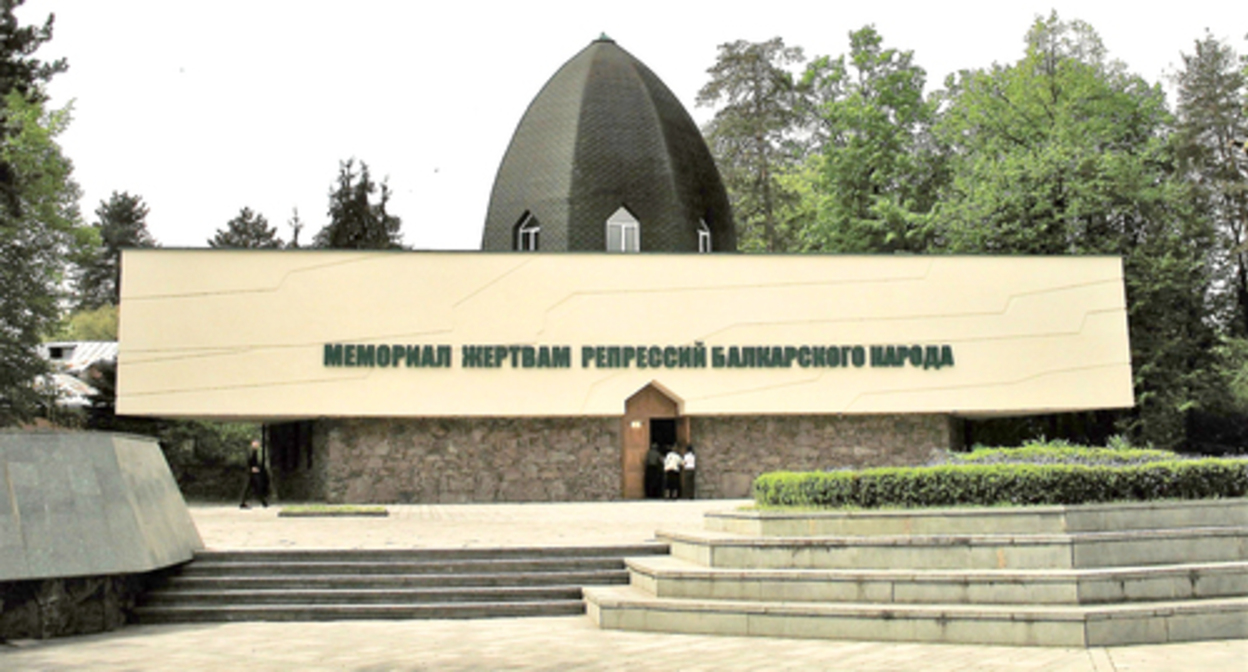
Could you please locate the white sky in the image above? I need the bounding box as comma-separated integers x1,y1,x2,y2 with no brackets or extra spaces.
20,1,1248,250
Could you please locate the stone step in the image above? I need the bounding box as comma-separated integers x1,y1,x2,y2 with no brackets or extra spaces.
705,499,1248,537
583,585,1248,647
136,600,586,624
660,526,1248,570
192,544,668,564
143,585,583,606
625,556,1248,605
178,557,626,577
137,544,658,624
162,569,628,591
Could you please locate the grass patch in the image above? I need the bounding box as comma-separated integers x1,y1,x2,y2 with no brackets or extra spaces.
278,504,389,518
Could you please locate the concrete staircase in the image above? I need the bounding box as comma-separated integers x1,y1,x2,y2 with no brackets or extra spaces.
584,499,1248,647
137,544,667,623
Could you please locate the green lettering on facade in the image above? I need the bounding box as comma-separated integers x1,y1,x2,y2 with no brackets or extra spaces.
324,344,343,366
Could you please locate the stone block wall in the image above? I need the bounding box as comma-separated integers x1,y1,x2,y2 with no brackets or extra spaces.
318,417,622,503
0,575,146,639
690,414,957,498
277,414,956,503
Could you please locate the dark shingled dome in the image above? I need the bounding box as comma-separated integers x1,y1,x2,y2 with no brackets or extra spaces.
482,37,735,252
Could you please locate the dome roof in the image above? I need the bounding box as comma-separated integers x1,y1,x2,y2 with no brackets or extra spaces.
482,37,735,252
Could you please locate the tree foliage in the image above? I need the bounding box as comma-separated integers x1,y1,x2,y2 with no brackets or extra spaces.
933,16,1171,254
208,206,282,248
928,14,1219,447
75,191,157,310
312,159,403,250
799,26,944,252
286,207,304,249
1173,33,1248,335
696,16,1248,449
697,38,807,252
55,304,118,341
0,2,85,425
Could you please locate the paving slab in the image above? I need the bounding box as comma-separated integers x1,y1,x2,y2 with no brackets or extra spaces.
3,616,1245,671
190,500,743,550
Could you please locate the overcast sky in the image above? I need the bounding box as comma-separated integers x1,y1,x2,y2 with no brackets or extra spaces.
20,1,1248,250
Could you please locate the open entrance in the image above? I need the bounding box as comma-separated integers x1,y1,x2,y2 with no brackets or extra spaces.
621,383,687,499
645,418,678,499
650,418,676,446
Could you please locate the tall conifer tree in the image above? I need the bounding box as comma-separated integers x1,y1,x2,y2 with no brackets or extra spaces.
312,159,403,250
76,191,157,310
209,207,282,248
0,0,87,424
1173,33,1248,335
697,38,806,252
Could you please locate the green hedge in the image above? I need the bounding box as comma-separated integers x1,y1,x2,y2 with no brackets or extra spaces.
752,459,1248,509
942,445,1179,466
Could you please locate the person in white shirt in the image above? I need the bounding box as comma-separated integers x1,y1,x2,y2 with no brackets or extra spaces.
681,445,696,499
663,446,682,499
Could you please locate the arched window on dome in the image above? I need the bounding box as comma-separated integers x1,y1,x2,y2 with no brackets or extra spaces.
698,220,712,253
606,207,640,253
514,212,540,251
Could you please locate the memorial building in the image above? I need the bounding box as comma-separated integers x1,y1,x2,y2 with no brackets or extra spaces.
116,38,1134,503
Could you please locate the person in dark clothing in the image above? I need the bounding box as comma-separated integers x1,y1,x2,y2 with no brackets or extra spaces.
240,440,269,508
644,443,663,498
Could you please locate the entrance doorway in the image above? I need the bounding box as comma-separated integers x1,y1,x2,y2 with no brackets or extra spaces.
650,418,676,446
621,383,688,499
645,418,678,499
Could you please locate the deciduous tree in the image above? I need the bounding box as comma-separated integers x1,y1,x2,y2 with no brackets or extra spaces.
931,13,1219,447
798,26,944,253
56,304,118,341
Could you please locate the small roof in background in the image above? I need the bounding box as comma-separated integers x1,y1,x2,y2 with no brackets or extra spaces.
40,341,119,376
35,373,99,408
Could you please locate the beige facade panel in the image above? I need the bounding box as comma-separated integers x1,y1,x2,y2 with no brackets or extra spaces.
117,250,1133,419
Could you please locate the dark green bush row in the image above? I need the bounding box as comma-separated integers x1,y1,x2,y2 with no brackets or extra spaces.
752,459,1248,509
940,445,1179,466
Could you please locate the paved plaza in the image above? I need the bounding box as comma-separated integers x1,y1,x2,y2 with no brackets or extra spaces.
2,501,1245,671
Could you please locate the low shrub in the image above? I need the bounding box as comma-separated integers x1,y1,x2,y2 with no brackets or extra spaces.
278,504,389,517
934,441,1179,467
752,459,1248,509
